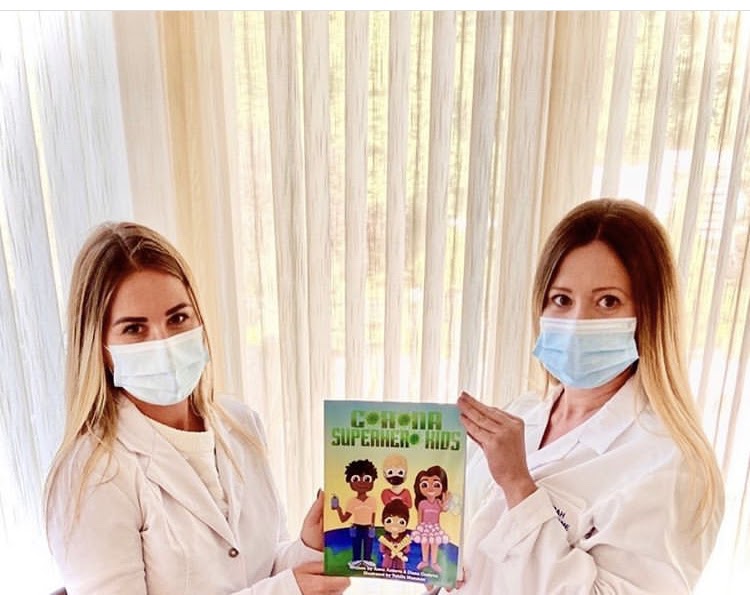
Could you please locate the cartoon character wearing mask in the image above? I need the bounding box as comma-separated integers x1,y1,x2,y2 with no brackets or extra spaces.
380,453,412,508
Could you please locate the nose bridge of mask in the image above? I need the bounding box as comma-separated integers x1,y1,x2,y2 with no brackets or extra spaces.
539,317,637,334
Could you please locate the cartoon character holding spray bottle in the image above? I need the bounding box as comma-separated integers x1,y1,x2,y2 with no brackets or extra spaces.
331,459,378,570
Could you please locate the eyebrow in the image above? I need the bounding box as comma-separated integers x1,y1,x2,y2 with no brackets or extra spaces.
165,302,192,316
549,285,626,293
111,315,147,326
112,302,192,326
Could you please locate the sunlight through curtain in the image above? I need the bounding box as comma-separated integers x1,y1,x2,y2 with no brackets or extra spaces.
228,11,750,593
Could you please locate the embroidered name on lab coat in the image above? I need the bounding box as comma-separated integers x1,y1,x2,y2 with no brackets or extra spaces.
554,506,570,531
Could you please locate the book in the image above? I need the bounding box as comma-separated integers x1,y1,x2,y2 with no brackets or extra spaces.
323,400,467,589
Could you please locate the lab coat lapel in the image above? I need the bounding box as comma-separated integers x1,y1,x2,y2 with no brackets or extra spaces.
214,417,245,533
116,398,236,545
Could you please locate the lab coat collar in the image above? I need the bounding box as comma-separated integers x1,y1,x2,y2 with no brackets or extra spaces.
525,375,644,470
115,396,236,546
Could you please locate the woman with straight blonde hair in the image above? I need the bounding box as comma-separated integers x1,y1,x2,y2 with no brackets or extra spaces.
44,222,349,595
454,198,723,594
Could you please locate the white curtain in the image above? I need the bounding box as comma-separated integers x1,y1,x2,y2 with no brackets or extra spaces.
1,10,748,594
0,11,133,593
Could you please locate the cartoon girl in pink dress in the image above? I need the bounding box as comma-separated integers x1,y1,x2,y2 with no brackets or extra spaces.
411,465,450,573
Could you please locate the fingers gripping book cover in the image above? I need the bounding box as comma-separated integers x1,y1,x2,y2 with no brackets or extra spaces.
323,400,467,589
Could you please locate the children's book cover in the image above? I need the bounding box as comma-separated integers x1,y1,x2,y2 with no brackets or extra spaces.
323,400,467,589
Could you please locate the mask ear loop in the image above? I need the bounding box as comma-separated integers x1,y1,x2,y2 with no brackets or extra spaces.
189,393,202,419
104,358,116,386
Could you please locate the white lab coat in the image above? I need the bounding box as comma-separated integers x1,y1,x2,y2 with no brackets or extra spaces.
458,375,723,594
47,396,320,594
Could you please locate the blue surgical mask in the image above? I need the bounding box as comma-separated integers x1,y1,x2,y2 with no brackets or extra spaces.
107,326,208,406
532,317,639,389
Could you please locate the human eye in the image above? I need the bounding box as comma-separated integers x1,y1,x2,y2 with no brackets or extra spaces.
420,480,429,490
549,293,572,308
399,519,406,526
432,480,442,490
363,474,373,483
350,474,361,482
122,323,144,336
168,311,190,326
598,294,622,309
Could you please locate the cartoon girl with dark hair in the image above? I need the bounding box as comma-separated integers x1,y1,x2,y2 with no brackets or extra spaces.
411,465,450,573
378,499,411,571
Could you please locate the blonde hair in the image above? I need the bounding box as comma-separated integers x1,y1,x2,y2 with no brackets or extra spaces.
43,222,258,535
531,198,723,528
383,453,408,472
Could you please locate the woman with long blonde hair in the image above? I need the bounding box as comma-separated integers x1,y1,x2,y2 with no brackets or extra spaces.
44,222,349,595
455,198,724,594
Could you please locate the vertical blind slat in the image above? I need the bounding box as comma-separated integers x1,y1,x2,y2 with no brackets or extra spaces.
678,13,721,280
420,11,455,402
716,47,750,470
113,11,178,241
600,12,638,197
301,11,331,488
0,11,56,511
458,11,501,396
159,12,243,397
68,12,132,226
481,12,510,401
216,11,247,401
264,11,311,526
198,11,245,400
236,10,279,432
20,12,131,289
406,12,430,401
383,11,410,400
541,11,609,231
445,12,470,403
697,15,750,417
491,12,554,405
0,51,60,474
645,12,680,211
345,11,368,398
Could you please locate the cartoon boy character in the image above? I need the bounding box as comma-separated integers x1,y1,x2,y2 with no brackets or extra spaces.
411,465,451,573
332,459,378,570
378,499,411,571
381,453,413,508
